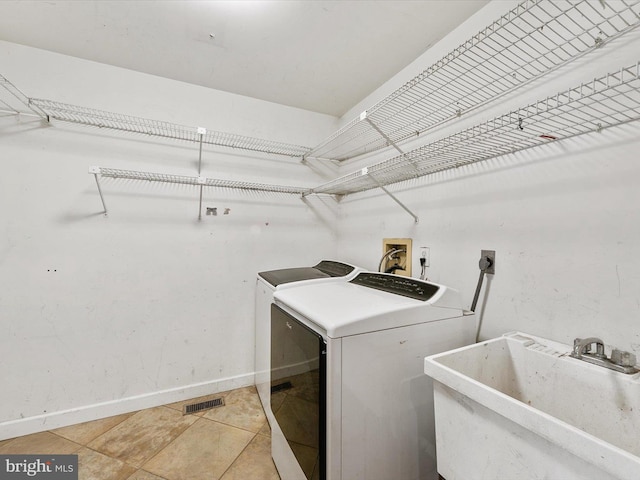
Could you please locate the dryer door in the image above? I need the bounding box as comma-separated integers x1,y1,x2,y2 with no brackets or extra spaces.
271,304,326,480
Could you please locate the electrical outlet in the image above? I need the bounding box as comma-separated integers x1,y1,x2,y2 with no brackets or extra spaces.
382,238,412,277
420,247,430,267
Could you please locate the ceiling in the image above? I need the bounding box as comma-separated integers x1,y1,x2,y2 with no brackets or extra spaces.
0,0,489,117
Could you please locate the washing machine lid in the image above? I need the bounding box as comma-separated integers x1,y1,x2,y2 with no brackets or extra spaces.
257,260,359,287
274,272,465,338
314,260,359,277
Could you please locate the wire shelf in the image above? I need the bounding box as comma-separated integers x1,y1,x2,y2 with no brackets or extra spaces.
308,62,640,196
305,0,640,162
29,98,311,158
91,167,308,195
6,1,640,211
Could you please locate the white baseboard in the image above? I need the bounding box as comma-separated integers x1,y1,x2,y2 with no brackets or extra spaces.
0,372,255,442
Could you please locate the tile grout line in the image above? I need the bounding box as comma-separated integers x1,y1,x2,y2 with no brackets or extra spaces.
198,414,268,436
48,410,141,467
136,413,208,475
136,414,260,479
50,406,191,474
49,411,136,447
0,433,83,455
137,398,270,479
217,430,260,480
46,432,140,479
127,468,170,480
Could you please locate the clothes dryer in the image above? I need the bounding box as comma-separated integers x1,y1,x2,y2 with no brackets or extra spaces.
255,260,364,427
270,272,475,480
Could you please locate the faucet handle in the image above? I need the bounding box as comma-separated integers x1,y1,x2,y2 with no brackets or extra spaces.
611,349,637,368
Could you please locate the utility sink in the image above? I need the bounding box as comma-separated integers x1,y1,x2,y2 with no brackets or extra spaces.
424,332,640,480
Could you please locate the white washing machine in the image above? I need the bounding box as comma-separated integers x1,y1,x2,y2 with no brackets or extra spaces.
270,272,475,480
255,261,365,428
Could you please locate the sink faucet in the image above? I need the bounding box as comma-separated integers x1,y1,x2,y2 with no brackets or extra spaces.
571,337,606,359
570,337,638,374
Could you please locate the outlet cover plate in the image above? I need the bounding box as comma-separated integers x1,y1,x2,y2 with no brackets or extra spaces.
481,249,496,274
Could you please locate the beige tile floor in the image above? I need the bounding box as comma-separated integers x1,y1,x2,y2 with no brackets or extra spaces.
0,386,281,480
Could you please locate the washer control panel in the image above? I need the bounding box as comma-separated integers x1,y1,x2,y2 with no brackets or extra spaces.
350,273,439,301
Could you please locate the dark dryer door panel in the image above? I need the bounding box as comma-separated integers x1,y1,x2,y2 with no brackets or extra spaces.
271,304,326,480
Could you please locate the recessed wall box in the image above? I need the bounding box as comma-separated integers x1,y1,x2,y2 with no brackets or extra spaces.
382,238,412,277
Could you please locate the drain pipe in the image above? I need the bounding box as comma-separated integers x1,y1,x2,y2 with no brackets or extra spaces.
471,250,495,342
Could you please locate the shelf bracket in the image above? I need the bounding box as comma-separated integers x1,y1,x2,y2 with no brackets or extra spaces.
197,127,206,174
89,166,108,215
358,113,421,222
363,114,420,173
197,128,206,221
196,175,206,221
363,114,404,156
364,168,419,224
0,74,49,121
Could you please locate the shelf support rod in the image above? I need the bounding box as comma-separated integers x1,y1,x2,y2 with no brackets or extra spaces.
197,128,205,174
361,112,419,222
364,116,404,155
365,168,419,224
196,176,207,221
0,74,49,121
364,116,420,173
89,167,108,215
197,128,205,221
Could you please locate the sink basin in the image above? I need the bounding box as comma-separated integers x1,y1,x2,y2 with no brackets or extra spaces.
424,332,640,480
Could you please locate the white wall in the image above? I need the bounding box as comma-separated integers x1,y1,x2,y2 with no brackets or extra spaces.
0,41,339,439
335,1,640,355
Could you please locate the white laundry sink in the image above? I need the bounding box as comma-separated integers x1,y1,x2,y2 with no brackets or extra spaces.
423,332,640,480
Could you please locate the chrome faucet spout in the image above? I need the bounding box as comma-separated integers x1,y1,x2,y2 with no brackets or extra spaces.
570,336,639,374
572,337,605,358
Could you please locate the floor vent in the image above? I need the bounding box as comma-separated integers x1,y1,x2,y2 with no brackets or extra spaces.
271,381,293,393
183,397,224,415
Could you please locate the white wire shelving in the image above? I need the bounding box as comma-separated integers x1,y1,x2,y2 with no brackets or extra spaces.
307,62,640,197
3,1,640,219
0,75,310,158
90,166,308,195
90,61,640,208
28,98,311,158
87,166,309,218
305,0,640,162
